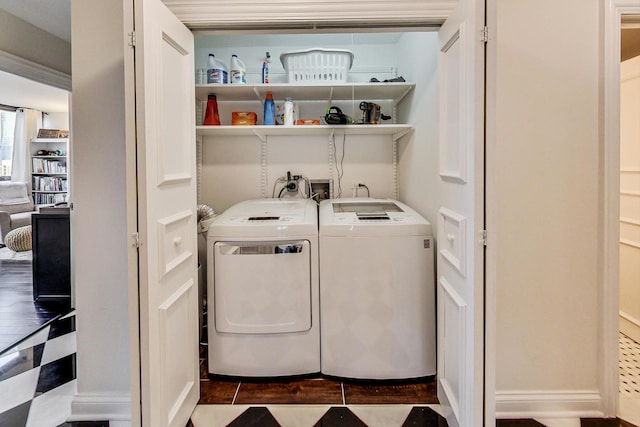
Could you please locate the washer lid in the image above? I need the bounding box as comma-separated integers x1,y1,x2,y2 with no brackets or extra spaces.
319,198,432,237
208,198,318,238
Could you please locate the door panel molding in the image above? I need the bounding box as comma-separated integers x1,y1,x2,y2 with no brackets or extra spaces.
158,278,198,426
438,276,468,425
158,210,195,277
439,26,468,184
438,207,467,277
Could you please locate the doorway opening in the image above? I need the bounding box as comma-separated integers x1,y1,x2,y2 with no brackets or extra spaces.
604,3,640,424
194,28,441,410
0,68,72,353
618,15,640,427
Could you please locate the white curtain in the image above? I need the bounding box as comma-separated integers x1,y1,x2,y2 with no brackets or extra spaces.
11,108,42,193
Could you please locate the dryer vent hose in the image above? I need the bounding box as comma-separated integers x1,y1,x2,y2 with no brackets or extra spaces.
197,204,216,223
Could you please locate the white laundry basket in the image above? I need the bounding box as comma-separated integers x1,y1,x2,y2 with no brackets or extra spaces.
280,48,354,83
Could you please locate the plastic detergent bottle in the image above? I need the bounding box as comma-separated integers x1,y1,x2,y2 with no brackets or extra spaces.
284,97,294,125
230,54,246,84
207,54,227,84
263,92,275,125
203,93,220,125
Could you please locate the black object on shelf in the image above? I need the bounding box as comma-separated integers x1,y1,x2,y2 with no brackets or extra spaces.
32,208,71,308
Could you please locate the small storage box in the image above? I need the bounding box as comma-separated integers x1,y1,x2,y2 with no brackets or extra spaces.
280,48,354,83
232,112,257,126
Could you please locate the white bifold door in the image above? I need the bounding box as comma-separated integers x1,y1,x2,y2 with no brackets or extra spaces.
134,0,200,426
437,0,486,426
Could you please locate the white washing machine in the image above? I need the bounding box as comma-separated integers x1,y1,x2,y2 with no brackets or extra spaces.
207,198,319,377
319,198,435,379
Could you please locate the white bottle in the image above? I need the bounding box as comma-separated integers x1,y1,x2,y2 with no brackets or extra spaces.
229,54,246,84
284,97,294,125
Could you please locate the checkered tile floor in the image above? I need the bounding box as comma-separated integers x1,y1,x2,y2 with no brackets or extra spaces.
0,311,79,427
190,405,447,427
5,313,638,426
620,333,640,397
0,309,447,426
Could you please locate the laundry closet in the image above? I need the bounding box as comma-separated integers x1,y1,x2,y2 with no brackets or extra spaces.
194,29,442,370
70,1,485,426
189,19,472,415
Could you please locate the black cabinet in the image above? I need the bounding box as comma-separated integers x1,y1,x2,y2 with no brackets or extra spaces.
32,210,71,305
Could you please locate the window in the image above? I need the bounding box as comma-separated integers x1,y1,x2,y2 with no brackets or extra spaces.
0,110,16,180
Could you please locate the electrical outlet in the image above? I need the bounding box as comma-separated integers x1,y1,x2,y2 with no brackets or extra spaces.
310,179,332,202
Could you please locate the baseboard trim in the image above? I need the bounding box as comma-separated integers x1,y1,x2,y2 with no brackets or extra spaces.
620,310,640,328
620,313,640,343
68,392,132,422
495,390,604,419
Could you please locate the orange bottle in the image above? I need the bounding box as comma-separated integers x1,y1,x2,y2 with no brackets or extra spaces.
203,93,220,125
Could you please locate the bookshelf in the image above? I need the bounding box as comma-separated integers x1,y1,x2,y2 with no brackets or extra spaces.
31,138,69,205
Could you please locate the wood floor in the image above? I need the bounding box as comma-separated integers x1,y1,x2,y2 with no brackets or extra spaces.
200,376,439,405
0,259,67,353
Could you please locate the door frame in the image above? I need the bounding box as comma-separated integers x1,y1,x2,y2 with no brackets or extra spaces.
155,3,491,423
603,0,640,418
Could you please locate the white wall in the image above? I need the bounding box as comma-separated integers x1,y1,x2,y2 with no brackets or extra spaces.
198,33,424,213
43,112,69,130
619,55,640,343
396,31,440,225
70,0,135,424
0,9,71,76
195,33,400,85
492,0,602,417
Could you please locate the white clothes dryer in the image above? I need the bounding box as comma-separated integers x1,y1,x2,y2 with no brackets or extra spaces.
207,198,319,377
319,198,435,379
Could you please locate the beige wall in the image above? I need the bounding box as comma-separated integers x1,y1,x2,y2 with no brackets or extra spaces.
0,9,71,76
70,0,135,422
492,0,602,414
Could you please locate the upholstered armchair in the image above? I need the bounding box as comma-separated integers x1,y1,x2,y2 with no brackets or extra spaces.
0,182,36,244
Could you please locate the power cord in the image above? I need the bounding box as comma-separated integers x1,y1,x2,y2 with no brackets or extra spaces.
332,133,346,198
353,183,370,197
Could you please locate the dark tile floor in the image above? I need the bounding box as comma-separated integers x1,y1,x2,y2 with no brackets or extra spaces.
0,259,68,352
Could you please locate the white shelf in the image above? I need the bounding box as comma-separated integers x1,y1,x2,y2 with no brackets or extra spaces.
31,137,70,205
31,138,69,143
195,82,415,103
196,124,414,141
32,155,66,159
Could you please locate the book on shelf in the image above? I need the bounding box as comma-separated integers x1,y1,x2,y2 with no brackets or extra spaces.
32,158,67,174
33,192,67,204
32,176,68,192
